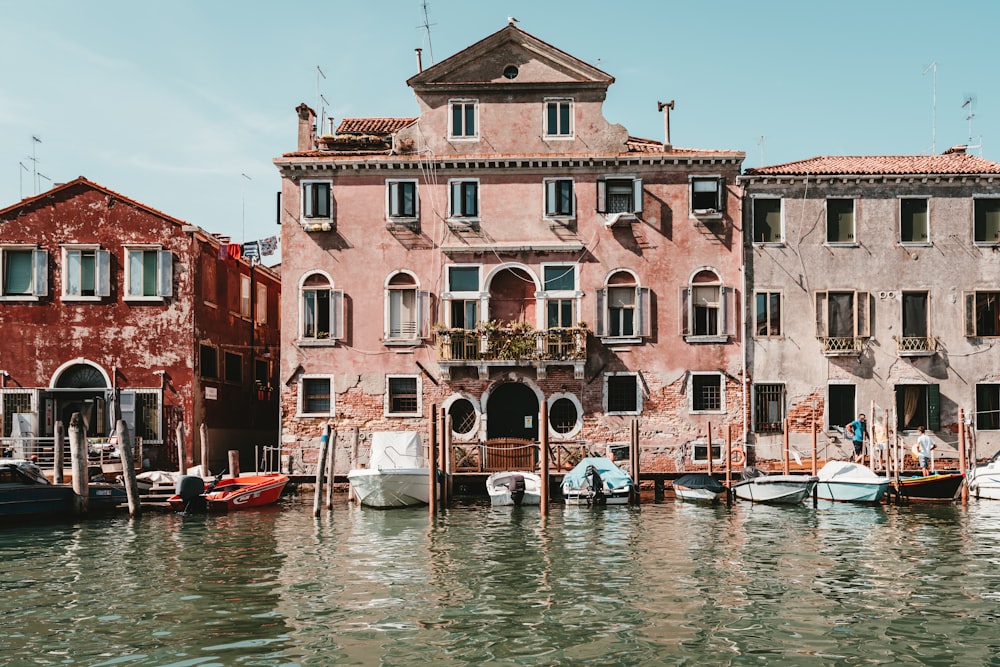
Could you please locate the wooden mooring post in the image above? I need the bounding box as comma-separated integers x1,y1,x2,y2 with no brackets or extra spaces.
783,419,790,475
812,418,819,507
325,428,337,510
228,450,241,479
117,420,142,518
313,423,329,517
959,408,968,504
53,421,65,484
175,422,185,475
725,423,733,507
539,399,549,515
68,413,88,516
438,406,449,507
199,422,210,476
630,418,640,505
428,404,438,516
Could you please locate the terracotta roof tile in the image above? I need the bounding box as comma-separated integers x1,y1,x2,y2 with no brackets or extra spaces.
745,151,1000,176
334,117,416,136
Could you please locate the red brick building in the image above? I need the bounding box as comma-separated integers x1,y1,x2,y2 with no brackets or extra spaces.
0,178,280,472
274,25,745,473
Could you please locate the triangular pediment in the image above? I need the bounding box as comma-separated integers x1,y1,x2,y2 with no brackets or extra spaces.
407,25,613,90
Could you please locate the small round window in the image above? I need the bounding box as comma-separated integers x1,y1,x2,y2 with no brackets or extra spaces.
550,397,578,434
449,398,477,435
503,65,519,80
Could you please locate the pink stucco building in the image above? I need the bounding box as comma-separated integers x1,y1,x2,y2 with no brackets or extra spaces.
274,25,746,473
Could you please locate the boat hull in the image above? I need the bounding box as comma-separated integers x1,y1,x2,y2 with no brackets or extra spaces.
733,476,818,504
969,474,1000,500
486,471,542,506
167,474,289,512
816,480,890,503
348,468,430,508
0,485,73,517
675,486,724,502
894,473,965,501
562,488,631,506
673,473,727,502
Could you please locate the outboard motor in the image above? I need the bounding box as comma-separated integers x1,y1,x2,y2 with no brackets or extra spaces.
510,474,526,506
587,465,605,503
176,475,207,513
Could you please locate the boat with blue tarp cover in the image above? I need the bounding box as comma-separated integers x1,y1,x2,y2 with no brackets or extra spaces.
561,456,633,505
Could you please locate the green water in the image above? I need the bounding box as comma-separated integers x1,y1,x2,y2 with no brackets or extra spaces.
3,496,1000,666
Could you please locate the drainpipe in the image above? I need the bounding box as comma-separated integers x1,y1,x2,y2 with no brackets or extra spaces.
740,198,749,455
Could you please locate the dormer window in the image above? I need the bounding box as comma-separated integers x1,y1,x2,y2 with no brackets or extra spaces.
690,176,724,219
449,99,478,140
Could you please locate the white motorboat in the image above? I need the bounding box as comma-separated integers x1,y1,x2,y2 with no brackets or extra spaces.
673,473,727,502
968,451,1000,500
486,471,542,506
561,456,634,505
815,460,891,503
732,467,818,504
348,432,431,508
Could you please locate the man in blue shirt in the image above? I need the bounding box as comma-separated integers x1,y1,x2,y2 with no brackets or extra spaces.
845,414,868,464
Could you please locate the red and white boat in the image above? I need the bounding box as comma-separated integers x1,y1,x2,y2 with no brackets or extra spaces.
168,473,289,512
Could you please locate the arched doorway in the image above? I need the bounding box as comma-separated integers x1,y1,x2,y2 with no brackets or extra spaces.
486,382,540,440
53,362,110,438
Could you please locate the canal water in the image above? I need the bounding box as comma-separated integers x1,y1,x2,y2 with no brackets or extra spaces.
3,495,1000,666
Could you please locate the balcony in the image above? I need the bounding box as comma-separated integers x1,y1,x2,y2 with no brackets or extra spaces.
435,324,587,380
820,336,865,356
894,335,937,357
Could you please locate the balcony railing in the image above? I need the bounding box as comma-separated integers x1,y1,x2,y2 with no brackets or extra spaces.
820,336,865,356
436,326,587,362
894,335,937,356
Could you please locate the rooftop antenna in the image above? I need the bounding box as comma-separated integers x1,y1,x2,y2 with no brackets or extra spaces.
962,94,982,156
923,61,937,153
29,135,41,195
315,66,327,134
757,135,765,165
419,0,435,64
320,94,330,135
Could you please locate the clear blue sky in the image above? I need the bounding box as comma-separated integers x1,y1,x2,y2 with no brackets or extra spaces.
2,0,996,262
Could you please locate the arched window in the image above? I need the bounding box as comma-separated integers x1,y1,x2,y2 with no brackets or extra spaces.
596,270,650,341
384,271,428,343
680,268,731,341
300,272,343,341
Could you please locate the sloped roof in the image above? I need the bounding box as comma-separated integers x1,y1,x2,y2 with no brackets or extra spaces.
335,117,417,136
745,152,1000,176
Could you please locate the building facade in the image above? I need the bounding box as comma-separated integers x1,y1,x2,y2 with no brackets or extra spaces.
274,25,746,473
0,178,281,472
740,148,1000,463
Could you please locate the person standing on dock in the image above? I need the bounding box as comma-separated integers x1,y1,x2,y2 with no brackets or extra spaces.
916,426,935,477
845,414,868,464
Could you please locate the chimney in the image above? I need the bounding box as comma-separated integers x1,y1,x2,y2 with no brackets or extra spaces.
296,103,316,151
657,100,675,150
415,48,423,73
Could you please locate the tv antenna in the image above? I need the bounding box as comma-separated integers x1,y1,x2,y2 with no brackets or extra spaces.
962,94,982,155
316,65,327,133
418,0,435,64
26,135,42,195
922,61,936,153
757,135,765,165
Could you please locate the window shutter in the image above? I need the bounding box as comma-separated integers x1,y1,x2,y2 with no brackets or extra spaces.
815,291,828,337
96,249,110,297
632,179,643,214
383,288,392,340
637,286,651,337
596,179,607,214
856,291,870,337
32,249,48,297
927,384,941,431
595,288,607,337
418,290,431,339
716,178,726,211
679,287,691,336
546,181,557,216
964,292,976,336
719,286,729,336
331,289,345,340
157,250,173,297
388,183,399,217
119,390,137,439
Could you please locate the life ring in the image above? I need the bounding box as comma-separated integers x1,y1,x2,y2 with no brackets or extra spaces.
730,448,746,466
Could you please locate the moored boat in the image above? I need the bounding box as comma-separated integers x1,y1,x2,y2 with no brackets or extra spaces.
894,472,965,501
673,473,727,502
968,452,1000,499
561,456,634,505
486,471,542,506
348,431,432,508
732,467,818,504
167,472,289,512
0,458,127,517
816,460,890,503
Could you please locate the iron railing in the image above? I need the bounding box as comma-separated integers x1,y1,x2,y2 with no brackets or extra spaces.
894,335,937,355
820,336,864,355
436,327,587,362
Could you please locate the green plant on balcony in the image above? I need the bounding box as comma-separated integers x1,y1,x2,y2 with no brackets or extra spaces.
482,320,538,360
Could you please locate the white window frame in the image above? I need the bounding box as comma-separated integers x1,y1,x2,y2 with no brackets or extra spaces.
681,268,731,343
449,98,479,140
976,383,1000,431
689,175,724,219
255,282,267,325
595,269,650,343
604,372,642,415
753,382,786,434
61,245,110,301
297,375,335,417
751,195,784,245
448,178,480,221
240,274,252,318
548,392,583,439
973,196,1000,246
541,263,581,330
899,196,931,246
690,372,726,414
964,291,1000,337
690,438,725,464
754,290,782,339
386,179,419,223
815,290,871,339
301,180,333,222
123,245,172,301
825,197,857,246
385,374,422,417
443,264,482,329
543,178,575,220
384,270,429,344
0,245,47,301
597,175,643,218
543,97,574,139
298,271,344,345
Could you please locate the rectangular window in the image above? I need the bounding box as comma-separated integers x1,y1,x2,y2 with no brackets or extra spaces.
754,384,785,433
826,198,855,244
975,198,1000,244
690,177,724,215
895,384,940,432
691,440,723,464
133,391,161,442
303,289,331,339
200,344,218,379
900,198,929,244
448,266,479,292
606,374,639,414
544,179,574,217
693,285,721,337
598,178,642,215
388,180,418,219
255,283,267,324
387,376,420,416
755,291,781,337
64,248,109,298
2,391,32,437
543,265,575,292
547,299,574,328
752,198,783,243
901,291,928,337
450,99,477,139
815,291,870,350
544,98,573,137
240,275,252,318
303,182,331,219
977,384,1000,431
608,286,636,337
225,352,243,384
691,374,723,412
1,247,47,297
828,384,856,430
449,180,479,218
125,247,171,298
388,288,418,339
965,291,1000,337
300,377,333,415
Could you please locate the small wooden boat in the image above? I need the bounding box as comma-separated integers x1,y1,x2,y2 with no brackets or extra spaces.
0,458,127,517
167,472,289,512
816,461,890,503
893,473,965,501
348,431,432,508
561,456,634,505
673,473,727,502
486,471,542,506
732,467,818,504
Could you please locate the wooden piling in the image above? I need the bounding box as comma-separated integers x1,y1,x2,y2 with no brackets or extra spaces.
175,422,185,475
438,407,448,507
313,423,330,517
631,418,640,505
812,417,818,507
445,414,454,506
117,420,142,518
725,423,732,506
959,408,968,503
228,450,241,479
540,399,549,515
783,418,790,475
325,427,337,510
68,413,88,515
53,421,65,484
199,422,210,476
428,404,437,516
707,421,714,476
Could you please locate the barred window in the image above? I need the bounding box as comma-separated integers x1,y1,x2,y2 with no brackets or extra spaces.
754,384,785,434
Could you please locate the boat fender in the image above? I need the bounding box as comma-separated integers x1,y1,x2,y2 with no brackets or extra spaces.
176,475,206,502
730,448,746,466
